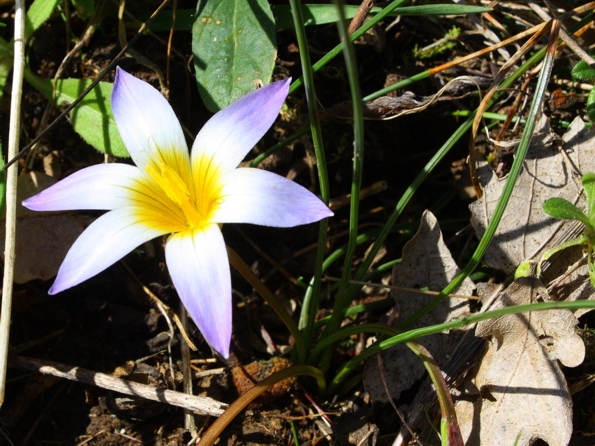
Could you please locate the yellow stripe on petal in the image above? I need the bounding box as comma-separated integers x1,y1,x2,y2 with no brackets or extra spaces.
193,151,224,222
146,162,204,227
128,173,188,233
128,151,225,233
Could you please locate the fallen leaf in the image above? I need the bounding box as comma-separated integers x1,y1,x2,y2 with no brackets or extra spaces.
539,119,595,316
363,210,474,403
0,172,85,284
470,116,595,274
456,277,584,446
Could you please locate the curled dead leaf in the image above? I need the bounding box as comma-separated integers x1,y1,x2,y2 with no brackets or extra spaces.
456,277,584,446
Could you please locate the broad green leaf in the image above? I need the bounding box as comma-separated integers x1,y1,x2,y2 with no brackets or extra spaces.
25,0,61,41
542,197,590,227
272,4,492,29
571,60,595,82
24,71,128,157
192,0,276,112
587,88,595,122
582,172,595,220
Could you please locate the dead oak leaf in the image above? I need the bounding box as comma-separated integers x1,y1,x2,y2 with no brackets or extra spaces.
456,277,584,446
470,116,595,274
364,210,474,403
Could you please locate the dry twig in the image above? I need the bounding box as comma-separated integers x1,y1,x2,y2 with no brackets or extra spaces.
9,356,227,417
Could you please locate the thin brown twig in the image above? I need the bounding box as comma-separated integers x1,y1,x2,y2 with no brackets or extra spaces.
530,1,595,66
4,0,173,170
121,262,198,351
347,0,374,35
26,0,106,170
8,355,227,416
166,0,178,91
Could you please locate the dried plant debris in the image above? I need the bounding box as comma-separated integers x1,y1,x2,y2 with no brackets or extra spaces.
327,76,493,120
0,172,85,283
456,277,584,446
363,210,475,403
470,116,595,274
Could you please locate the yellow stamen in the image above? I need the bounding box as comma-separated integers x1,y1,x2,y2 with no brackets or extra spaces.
146,162,203,227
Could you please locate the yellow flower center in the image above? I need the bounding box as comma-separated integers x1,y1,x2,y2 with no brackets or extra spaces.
143,152,224,231
147,162,204,227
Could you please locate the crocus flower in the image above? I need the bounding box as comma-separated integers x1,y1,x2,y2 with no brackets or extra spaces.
23,67,333,358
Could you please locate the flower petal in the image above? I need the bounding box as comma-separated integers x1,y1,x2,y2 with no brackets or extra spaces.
165,225,231,358
212,168,333,227
191,79,290,173
49,208,168,294
22,164,142,211
112,67,192,183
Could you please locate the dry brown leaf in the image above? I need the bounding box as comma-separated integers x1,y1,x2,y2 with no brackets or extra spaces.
456,277,584,446
0,172,85,284
540,119,595,315
363,210,474,403
470,116,595,274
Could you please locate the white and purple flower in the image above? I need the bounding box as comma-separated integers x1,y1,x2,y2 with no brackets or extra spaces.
23,68,332,358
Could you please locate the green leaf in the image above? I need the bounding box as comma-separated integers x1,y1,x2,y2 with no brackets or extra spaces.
571,60,595,82
583,172,595,221
192,0,276,112
541,235,586,262
24,71,129,157
589,267,595,289
272,4,492,29
587,88,595,122
25,0,61,41
542,197,590,226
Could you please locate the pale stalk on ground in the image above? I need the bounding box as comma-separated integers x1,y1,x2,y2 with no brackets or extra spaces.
0,0,25,407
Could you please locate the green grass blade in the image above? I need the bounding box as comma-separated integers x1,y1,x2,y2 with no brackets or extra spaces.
288,0,331,357
399,23,561,329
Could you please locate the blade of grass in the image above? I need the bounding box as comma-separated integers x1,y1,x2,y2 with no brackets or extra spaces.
288,0,331,356
398,19,561,330
329,294,595,393
316,0,366,373
406,341,463,445
289,0,408,95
